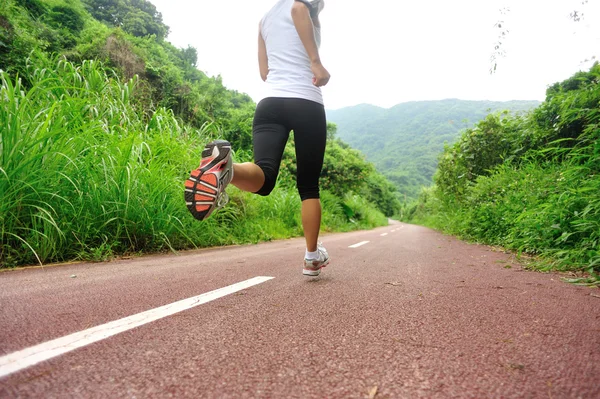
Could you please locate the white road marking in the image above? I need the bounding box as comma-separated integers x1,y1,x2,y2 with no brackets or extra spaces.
381,233,388,237
349,241,370,248
0,276,274,379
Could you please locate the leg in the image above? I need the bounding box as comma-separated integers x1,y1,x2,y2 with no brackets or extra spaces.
288,99,327,253
302,199,321,252
228,98,289,195
231,163,265,193
185,98,288,221
246,98,290,196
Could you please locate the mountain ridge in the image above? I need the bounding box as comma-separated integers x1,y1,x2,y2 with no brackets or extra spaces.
326,99,541,200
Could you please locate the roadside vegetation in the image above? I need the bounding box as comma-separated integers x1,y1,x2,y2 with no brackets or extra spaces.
0,0,399,267
327,99,539,200
407,64,600,285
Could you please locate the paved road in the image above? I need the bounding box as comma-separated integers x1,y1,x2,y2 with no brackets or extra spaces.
0,222,598,398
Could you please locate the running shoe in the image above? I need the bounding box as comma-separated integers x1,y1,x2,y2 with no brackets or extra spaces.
185,140,233,221
303,243,330,276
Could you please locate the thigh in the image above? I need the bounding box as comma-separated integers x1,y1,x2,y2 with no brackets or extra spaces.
286,99,327,183
253,98,290,167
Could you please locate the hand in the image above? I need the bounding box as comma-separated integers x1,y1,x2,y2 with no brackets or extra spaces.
311,62,330,87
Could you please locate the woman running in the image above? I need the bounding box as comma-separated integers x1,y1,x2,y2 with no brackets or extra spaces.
185,0,331,277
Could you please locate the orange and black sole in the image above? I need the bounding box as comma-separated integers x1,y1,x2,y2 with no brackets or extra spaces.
185,140,231,221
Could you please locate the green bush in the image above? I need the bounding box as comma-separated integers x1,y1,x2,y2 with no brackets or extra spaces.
408,63,600,284
15,0,47,18
46,5,85,33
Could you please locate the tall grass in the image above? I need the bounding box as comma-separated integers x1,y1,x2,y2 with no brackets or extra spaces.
1,57,188,265
1,57,387,267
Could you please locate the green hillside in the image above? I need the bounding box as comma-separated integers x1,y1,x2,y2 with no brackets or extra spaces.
327,99,540,199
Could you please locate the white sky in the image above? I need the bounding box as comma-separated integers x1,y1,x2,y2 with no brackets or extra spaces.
150,0,600,110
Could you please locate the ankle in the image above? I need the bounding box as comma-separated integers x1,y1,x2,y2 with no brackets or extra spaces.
305,249,319,259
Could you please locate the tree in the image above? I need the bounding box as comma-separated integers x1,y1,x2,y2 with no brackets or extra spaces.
46,6,85,33
326,122,337,141
83,0,169,40
181,45,198,68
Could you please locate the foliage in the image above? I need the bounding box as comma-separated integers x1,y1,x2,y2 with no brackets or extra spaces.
321,138,374,197
15,0,48,18
1,0,45,77
82,0,169,40
0,58,388,267
327,100,540,200
360,172,401,218
434,112,533,200
0,0,395,267
47,5,85,33
408,64,600,284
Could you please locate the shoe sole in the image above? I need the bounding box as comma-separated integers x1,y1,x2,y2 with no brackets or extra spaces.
185,140,231,221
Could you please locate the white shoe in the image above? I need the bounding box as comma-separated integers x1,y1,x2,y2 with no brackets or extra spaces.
303,243,330,276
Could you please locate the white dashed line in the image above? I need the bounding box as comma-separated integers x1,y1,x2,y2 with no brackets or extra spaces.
381,233,388,236
0,276,274,379
349,241,370,248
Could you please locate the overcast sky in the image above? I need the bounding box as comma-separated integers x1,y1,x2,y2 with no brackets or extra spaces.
150,0,600,110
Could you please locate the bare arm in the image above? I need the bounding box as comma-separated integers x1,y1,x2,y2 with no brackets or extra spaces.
291,1,330,87
258,24,268,82
291,2,320,64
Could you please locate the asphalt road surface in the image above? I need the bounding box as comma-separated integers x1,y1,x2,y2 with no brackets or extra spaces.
1,222,598,398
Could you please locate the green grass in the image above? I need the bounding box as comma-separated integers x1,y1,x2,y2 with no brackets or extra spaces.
0,57,388,268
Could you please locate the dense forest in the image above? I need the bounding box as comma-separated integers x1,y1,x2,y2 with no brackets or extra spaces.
0,0,400,267
408,65,600,285
327,100,539,199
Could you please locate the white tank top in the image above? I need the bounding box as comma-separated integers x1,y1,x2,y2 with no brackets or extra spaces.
260,0,323,105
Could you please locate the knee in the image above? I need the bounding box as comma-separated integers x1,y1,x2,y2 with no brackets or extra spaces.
298,183,320,201
255,163,278,196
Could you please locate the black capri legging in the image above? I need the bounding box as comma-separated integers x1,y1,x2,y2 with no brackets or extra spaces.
252,97,327,201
